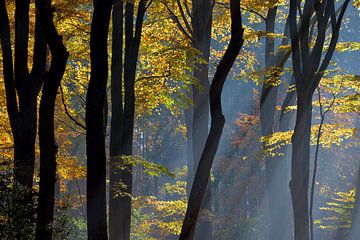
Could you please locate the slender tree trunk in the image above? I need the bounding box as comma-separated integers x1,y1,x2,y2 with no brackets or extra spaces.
86,0,112,239
109,1,124,240
191,1,213,238
180,1,244,238
289,93,312,240
261,7,282,240
261,7,295,240
115,1,147,239
35,1,68,239
276,77,297,239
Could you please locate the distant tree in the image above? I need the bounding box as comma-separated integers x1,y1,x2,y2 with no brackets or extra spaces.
179,0,244,238
288,0,350,239
260,4,293,239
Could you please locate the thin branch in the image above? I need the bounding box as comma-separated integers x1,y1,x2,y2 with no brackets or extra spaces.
55,116,86,135
163,1,193,41
176,0,193,35
309,79,342,240
60,85,87,131
215,1,266,21
183,0,192,19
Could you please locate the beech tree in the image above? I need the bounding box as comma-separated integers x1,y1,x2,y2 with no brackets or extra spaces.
86,0,112,239
35,0,69,239
0,0,47,235
260,5,293,239
288,0,351,239
109,1,151,239
179,0,244,238
162,1,214,237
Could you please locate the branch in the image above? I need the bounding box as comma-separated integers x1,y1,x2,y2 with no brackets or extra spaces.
183,0,192,19
60,85,87,131
311,0,350,92
176,0,193,36
163,1,193,41
289,0,303,85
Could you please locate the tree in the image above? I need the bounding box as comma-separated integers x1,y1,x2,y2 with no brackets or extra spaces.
109,1,124,240
162,1,214,236
35,0,69,238
0,0,47,235
179,0,244,238
109,1,151,240
260,4,293,239
288,0,350,239
86,0,112,239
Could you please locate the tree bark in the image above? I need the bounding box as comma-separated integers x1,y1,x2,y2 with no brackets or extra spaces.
1,0,46,236
289,93,312,240
288,1,350,239
179,1,244,238
86,0,112,239
109,1,148,239
109,1,124,240
35,1,69,239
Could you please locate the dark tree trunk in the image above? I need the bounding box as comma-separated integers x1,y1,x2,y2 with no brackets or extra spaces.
109,1,124,240
109,1,148,239
289,93,312,240
179,1,244,238
35,1,69,239
86,0,112,239
13,0,36,189
288,1,350,239
1,0,46,236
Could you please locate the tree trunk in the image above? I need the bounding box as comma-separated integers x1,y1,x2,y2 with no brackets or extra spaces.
275,78,297,239
109,1,124,240
180,1,244,238
261,7,295,240
288,1,350,239
191,1,213,238
112,1,147,239
35,1,68,239
86,0,112,239
289,93,312,240
1,0,46,236
261,7,281,240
